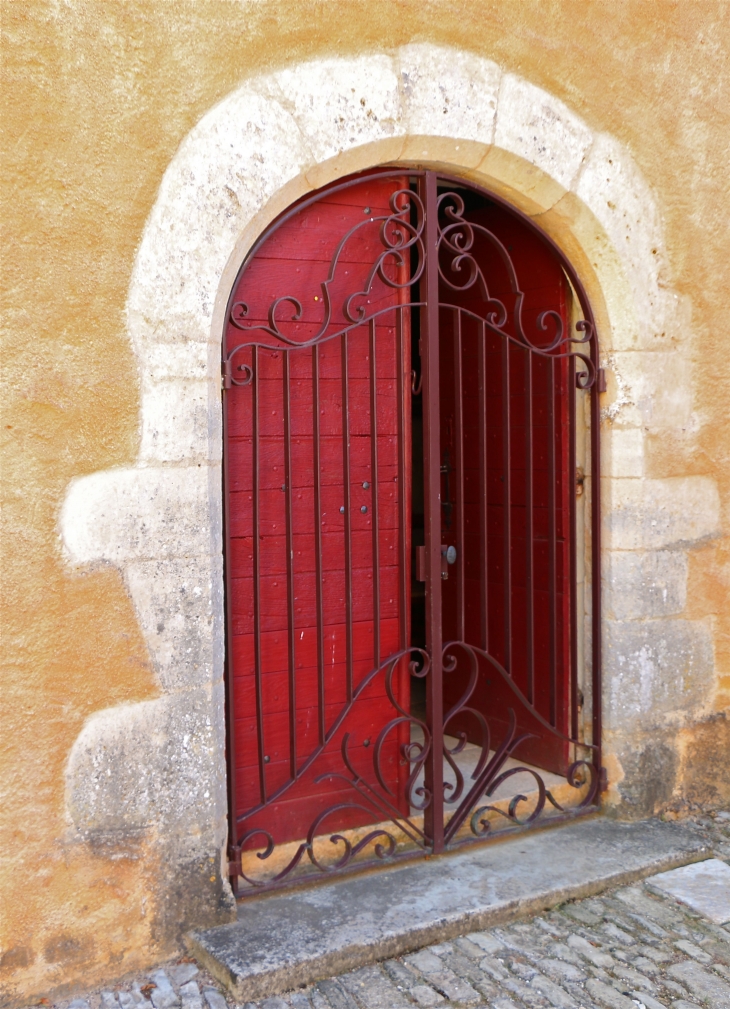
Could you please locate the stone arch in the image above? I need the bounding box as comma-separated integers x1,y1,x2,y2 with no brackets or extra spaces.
60,45,717,890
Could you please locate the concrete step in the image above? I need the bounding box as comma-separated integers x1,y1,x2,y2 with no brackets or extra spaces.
188,816,709,1002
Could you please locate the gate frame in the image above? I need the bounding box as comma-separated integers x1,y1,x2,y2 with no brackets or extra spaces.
221,167,604,894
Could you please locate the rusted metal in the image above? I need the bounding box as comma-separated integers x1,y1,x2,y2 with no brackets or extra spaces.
222,169,603,897
419,171,446,853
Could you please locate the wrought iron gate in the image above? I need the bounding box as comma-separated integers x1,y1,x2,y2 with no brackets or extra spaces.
222,170,603,897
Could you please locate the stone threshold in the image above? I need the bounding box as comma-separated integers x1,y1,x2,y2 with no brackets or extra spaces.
187,816,709,1003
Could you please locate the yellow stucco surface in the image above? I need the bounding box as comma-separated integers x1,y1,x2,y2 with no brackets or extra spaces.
2,1,729,1002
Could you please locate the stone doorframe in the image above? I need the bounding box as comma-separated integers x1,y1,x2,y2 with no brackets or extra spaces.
60,45,719,912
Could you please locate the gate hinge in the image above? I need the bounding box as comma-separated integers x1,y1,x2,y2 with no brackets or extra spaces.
597,368,607,393
575,467,585,498
221,359,231,390
598,766,609,793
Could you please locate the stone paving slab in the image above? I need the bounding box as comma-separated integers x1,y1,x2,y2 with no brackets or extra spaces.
188,818,709,1002
46,812,730,1009
646,859,730,925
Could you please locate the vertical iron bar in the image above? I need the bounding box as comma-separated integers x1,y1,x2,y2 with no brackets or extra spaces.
342,333,353,702
369,318,381,668
312,345,326,745
221,350,239,878
501,337,512,674
453,308,465,643
478,322,489,652
569,354,578,741
419,171,444,852
251,347,266,803
525,350,534,706
548,356,557,727
283,352,297,776
590,319,602,775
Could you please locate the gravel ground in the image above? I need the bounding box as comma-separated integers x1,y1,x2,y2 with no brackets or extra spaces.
44,812,730,1009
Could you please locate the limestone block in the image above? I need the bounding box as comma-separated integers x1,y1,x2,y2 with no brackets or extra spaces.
145,342,213,384
567,933,615,968
585,979,634,1008
66,683,227,837
544,187,640,353
125,555,224,691
127,85,313,350
408,985,444,1006
494,74,593,193
149,971,180,1009
604,618,714,731
179,981,203,1009
203,993,228,1009
169,965,200,987
603,476,720,551
424,971,480,1003
466,933,503,955
647,858,730,924
667,961,730,1004
606,550,688,621
575,133,684,349
399,44,500,149
140,379,221,465
61,465,222,565
608,350,693,430
607,427,644,478
406,951,444,974
269,55,403,166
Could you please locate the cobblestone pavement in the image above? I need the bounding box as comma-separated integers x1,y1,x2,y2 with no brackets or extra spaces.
47,813,730,1009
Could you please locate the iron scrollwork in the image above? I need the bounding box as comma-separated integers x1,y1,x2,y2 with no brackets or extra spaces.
439,641,599,846
436,190,597,389
229,648,433,889
225,187,425,364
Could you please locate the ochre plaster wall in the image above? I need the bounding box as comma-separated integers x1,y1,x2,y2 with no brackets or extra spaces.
2,2,728,1003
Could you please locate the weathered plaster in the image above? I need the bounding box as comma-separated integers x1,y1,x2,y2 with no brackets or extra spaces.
607,550,688,622
57,44,720,881
604,476,720,552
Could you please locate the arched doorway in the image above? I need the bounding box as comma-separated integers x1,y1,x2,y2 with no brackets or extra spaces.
222,169,603,896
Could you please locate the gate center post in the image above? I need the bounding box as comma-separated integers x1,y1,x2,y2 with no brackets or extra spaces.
419,172,445,852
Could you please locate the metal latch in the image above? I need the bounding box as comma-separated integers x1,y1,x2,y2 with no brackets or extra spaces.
415,544,457,582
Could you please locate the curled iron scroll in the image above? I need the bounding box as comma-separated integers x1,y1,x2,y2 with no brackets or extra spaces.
435,191,598,388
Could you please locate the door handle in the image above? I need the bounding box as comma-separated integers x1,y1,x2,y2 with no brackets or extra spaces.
441,544,457,579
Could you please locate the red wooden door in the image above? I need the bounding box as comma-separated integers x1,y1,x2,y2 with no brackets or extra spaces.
224,177,413,855
438,200,572,774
